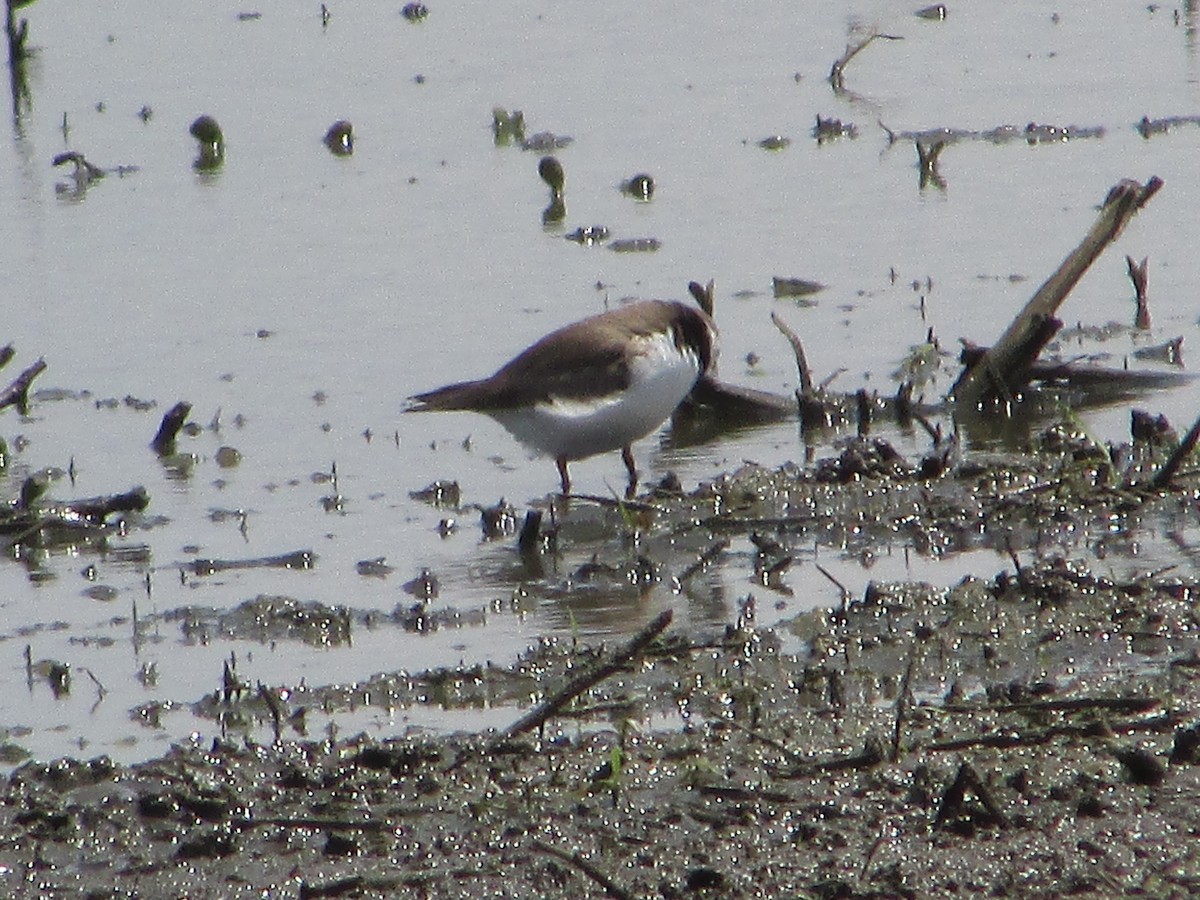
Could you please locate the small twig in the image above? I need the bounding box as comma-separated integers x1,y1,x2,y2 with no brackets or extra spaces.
815,564,850,609
502,609,673,740
676,538,730,583
774,736,886,779
855,388,872,437
927,713,1178,753
62,486,150,523
829,31,902,92
531,839,633,900
559,493,657,514
248,816,388,831
1127,254,1150,328
771,311,813,395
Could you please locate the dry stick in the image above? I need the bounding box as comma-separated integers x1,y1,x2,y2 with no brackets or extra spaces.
0,357,45,414
952,177,1163,409
677,538,730,583
501,609,673,740
530,839,634,900
1152,413,1200,490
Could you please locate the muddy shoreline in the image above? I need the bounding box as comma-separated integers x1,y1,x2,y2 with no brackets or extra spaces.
2,428,1198,898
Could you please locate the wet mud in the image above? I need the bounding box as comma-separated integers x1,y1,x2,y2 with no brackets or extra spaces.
2,422,1198,897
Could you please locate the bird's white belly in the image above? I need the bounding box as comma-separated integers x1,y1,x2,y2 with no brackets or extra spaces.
490,334,699,461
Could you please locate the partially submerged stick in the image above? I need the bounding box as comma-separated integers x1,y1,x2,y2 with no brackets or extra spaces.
952,176,1163,409
771,311,836,430
151,400,192,455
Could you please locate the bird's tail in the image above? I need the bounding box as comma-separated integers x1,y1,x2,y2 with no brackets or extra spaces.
405,380,490,412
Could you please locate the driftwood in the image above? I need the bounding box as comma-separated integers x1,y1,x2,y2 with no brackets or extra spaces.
0,484,149,549
952,176,1163,408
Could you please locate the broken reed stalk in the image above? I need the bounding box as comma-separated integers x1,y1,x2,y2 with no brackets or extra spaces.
687,279,716,319
952,176,1163,409
151,401,192,455
1127,254,1150,328
1152,413,1200,490
771,312,813,395
0,357,46,414
501,608,673,740
771,310,835,430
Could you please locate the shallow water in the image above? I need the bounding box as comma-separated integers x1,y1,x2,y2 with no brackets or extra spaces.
0,2,1196,765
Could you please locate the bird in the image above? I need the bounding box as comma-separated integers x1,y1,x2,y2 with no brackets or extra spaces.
407,299,718,497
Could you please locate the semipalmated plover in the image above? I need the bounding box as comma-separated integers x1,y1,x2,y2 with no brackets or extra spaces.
408,299,718,496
